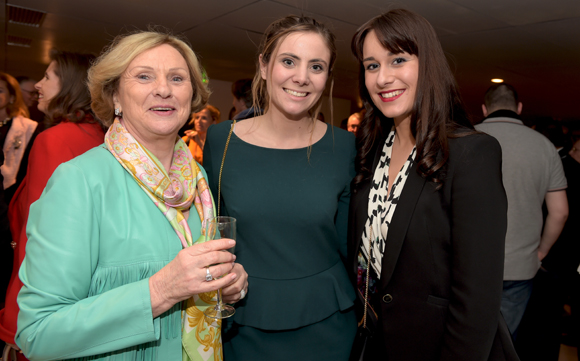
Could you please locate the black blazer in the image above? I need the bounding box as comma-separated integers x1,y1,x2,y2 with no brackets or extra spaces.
348,132,519,361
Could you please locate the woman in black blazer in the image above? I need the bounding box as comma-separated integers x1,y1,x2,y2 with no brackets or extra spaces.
348,9,518,361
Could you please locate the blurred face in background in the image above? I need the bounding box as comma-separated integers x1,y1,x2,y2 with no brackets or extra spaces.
35,61,62,114
20,80,38,107
347,114,360,135
0,80,13,114
233,96,246,114
194,108,214,133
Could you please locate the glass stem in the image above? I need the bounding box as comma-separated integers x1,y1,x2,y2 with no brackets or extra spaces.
216,288,224,310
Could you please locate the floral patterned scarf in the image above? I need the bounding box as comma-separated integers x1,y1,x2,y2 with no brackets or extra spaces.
105,118,223,361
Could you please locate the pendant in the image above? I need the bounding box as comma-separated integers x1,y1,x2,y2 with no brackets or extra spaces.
13,135,22,149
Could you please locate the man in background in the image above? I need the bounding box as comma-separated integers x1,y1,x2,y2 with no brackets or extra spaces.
232,78,257,121
16,76,44,124
347,111,362,136
475,83,568,340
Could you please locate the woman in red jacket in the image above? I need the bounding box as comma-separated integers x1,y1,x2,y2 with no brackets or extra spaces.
0,50,105,360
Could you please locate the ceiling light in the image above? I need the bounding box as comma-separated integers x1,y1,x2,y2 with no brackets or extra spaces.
491,78,504,83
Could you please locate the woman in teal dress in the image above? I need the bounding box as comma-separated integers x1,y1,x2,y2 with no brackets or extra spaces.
204,16,357,360
15,31,248,361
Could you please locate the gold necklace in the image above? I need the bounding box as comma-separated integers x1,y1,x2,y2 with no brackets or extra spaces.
0,117,10,127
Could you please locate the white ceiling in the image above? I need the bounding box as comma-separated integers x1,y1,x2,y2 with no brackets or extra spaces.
2,0,579,123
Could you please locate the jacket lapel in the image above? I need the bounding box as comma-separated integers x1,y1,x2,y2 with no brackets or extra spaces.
379,162,426,288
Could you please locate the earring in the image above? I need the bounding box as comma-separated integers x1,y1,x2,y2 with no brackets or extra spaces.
114,108,122,117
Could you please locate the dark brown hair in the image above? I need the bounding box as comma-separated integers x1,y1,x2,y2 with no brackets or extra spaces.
252,15,337,123
45,50,96,127
351,9,472,188
232,79,253,108
0,72,29,118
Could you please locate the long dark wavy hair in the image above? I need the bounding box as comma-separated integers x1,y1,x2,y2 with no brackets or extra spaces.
45,50,96,128
351,9,473,189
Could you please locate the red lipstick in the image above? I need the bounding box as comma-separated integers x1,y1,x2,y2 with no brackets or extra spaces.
379,90,404,102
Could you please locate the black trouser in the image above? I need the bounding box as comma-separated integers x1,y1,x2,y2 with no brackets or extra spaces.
515,268,580,360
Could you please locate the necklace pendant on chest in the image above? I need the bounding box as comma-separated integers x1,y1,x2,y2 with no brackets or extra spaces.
13,136,22,149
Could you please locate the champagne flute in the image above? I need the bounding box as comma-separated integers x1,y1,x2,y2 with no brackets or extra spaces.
204,216,236,319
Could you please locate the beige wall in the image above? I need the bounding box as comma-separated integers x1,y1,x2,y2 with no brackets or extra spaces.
321,96,351,128
206,79,232,123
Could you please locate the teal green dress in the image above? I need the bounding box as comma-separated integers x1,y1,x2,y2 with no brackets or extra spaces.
204,121,357,360
16,146,202,361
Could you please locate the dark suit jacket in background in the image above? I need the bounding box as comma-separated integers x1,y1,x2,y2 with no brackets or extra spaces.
348,130,518,360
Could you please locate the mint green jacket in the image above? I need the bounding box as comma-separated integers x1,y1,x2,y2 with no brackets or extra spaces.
16,146,203,361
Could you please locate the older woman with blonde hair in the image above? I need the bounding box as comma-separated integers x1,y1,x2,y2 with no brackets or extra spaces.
15,31,248,361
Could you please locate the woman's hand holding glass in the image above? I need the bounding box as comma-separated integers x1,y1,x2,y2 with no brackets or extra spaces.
221,262,248,303
199,221,247,306
203,216,247,319
148,238,238,318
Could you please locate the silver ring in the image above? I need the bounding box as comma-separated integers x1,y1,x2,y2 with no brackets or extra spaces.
205,267,213,282
240,288,246,300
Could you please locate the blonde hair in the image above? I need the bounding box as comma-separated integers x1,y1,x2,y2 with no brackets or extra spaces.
88,31,210,127
252,15,336,125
